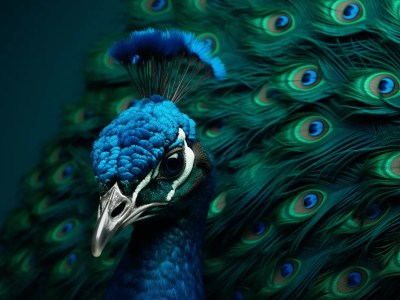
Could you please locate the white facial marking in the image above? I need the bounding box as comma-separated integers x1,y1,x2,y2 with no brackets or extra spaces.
131,170,153,206
166,128,195,201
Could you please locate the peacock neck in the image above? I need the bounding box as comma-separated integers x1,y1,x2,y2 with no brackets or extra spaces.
105,198,210,300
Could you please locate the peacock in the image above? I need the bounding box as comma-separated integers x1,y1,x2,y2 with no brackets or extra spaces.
2,0,400,299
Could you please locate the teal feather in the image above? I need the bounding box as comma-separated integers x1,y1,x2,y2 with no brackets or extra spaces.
4,0,400,299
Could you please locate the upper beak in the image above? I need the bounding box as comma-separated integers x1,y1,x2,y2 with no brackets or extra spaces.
91,180,163,257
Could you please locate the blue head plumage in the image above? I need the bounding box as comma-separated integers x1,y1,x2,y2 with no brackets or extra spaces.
91,95,196,194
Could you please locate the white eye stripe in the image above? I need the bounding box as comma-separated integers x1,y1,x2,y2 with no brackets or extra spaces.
131,170,153,205
166,128,194,201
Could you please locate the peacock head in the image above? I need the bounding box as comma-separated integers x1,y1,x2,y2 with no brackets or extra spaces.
90,95,213,257
90,28,225,257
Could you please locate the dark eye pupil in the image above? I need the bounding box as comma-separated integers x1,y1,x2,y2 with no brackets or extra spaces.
301,70,318,86
367,203,381,219
275,15,289,29
63,222,74,233
63,165,73,177
343,4,360,20
67,254,76,265
152,0,166,10
163,151,184,178
347,271,362,288
252,220,267,236
303,193,318,209
378,78,395,94
344,5,354,16
280,262,294,278
308,121,324,136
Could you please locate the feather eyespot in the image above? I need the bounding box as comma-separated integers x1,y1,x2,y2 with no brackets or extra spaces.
53,163,74,184
292,191,326,216
232,291,245,300
195,101,209,112
296,116,331,142
290,66,322,90
242,219,270,243
101,246,124,267
273,259,300,287
57,254,77,274
263,12,295,36
193,0,207,11
374,152,400,179
278,190,326,223
27,170,46,188
333,267,369,296
73,108,94,124
34,197,50,215
114,96,135,114
365,73,399,98
208,191,227,218
352,203,387,226
198,33,220,55
366,203,381,220
103,53,117,69
52,218,79,242
142,0,171,14
231,288,251,300
205,120,224,138
332,1,365,23
254,83,279,106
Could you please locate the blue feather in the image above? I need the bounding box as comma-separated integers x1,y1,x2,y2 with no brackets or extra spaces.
109,28,226,80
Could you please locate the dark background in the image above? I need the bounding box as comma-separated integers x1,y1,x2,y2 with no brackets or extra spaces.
0,0,124,224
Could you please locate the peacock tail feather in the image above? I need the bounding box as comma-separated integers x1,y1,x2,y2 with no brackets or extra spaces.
2,0,400,299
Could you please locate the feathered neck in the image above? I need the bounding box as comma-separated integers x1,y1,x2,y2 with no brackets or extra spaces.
105,168,215,300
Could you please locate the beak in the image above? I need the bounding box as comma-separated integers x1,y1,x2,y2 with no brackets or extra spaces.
91,176,165,257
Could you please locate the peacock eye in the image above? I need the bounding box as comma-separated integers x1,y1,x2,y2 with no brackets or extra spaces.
252,220,267,236
280,262,294,278
263,12,294,35
342,4,361,20
378,77,395,94
303,193,318,208
366,203,381,219
161,150,185,179
332,1,364,23
296,116,331,142
273,259,300,286
289,66,322,90
142,0,171,14
308,121,324,137
363,72,399,99
301,70,318,86
347,271,362,287
288,190,326,220
333,267,369,295
151,0,166,10
275,15,290,29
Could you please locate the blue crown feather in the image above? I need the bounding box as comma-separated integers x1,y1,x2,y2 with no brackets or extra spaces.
108,28,226,101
